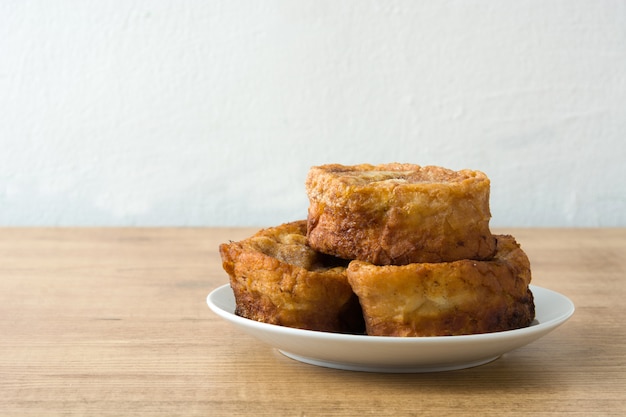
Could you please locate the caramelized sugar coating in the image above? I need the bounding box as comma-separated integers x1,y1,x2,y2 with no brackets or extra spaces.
346,235,535,336
219,221,364,333
306,163,496,265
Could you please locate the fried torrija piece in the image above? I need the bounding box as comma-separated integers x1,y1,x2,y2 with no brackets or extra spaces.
346,235,535,337
219,221,364,334
306,163,497,265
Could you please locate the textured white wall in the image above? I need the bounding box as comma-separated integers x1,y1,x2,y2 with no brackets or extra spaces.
1,1,625,227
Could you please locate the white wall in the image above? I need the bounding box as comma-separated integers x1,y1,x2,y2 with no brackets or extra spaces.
1,1,625,227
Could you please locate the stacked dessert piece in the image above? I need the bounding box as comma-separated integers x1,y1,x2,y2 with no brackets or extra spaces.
219,163,535,336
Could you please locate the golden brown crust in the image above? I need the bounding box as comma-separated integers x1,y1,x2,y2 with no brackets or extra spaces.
346,235,535,336
305,163,497,265
219,220,364,333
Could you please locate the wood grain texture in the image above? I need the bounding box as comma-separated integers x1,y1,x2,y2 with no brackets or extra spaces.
1,228,625,416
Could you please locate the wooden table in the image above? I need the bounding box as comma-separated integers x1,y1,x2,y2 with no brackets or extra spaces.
1,228,625,416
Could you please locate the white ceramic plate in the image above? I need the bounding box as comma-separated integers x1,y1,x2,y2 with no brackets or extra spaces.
207,284,574,373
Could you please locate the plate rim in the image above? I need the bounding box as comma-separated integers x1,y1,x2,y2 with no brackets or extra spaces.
207,283,575,372
206,284,576,343
207,283,575,343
